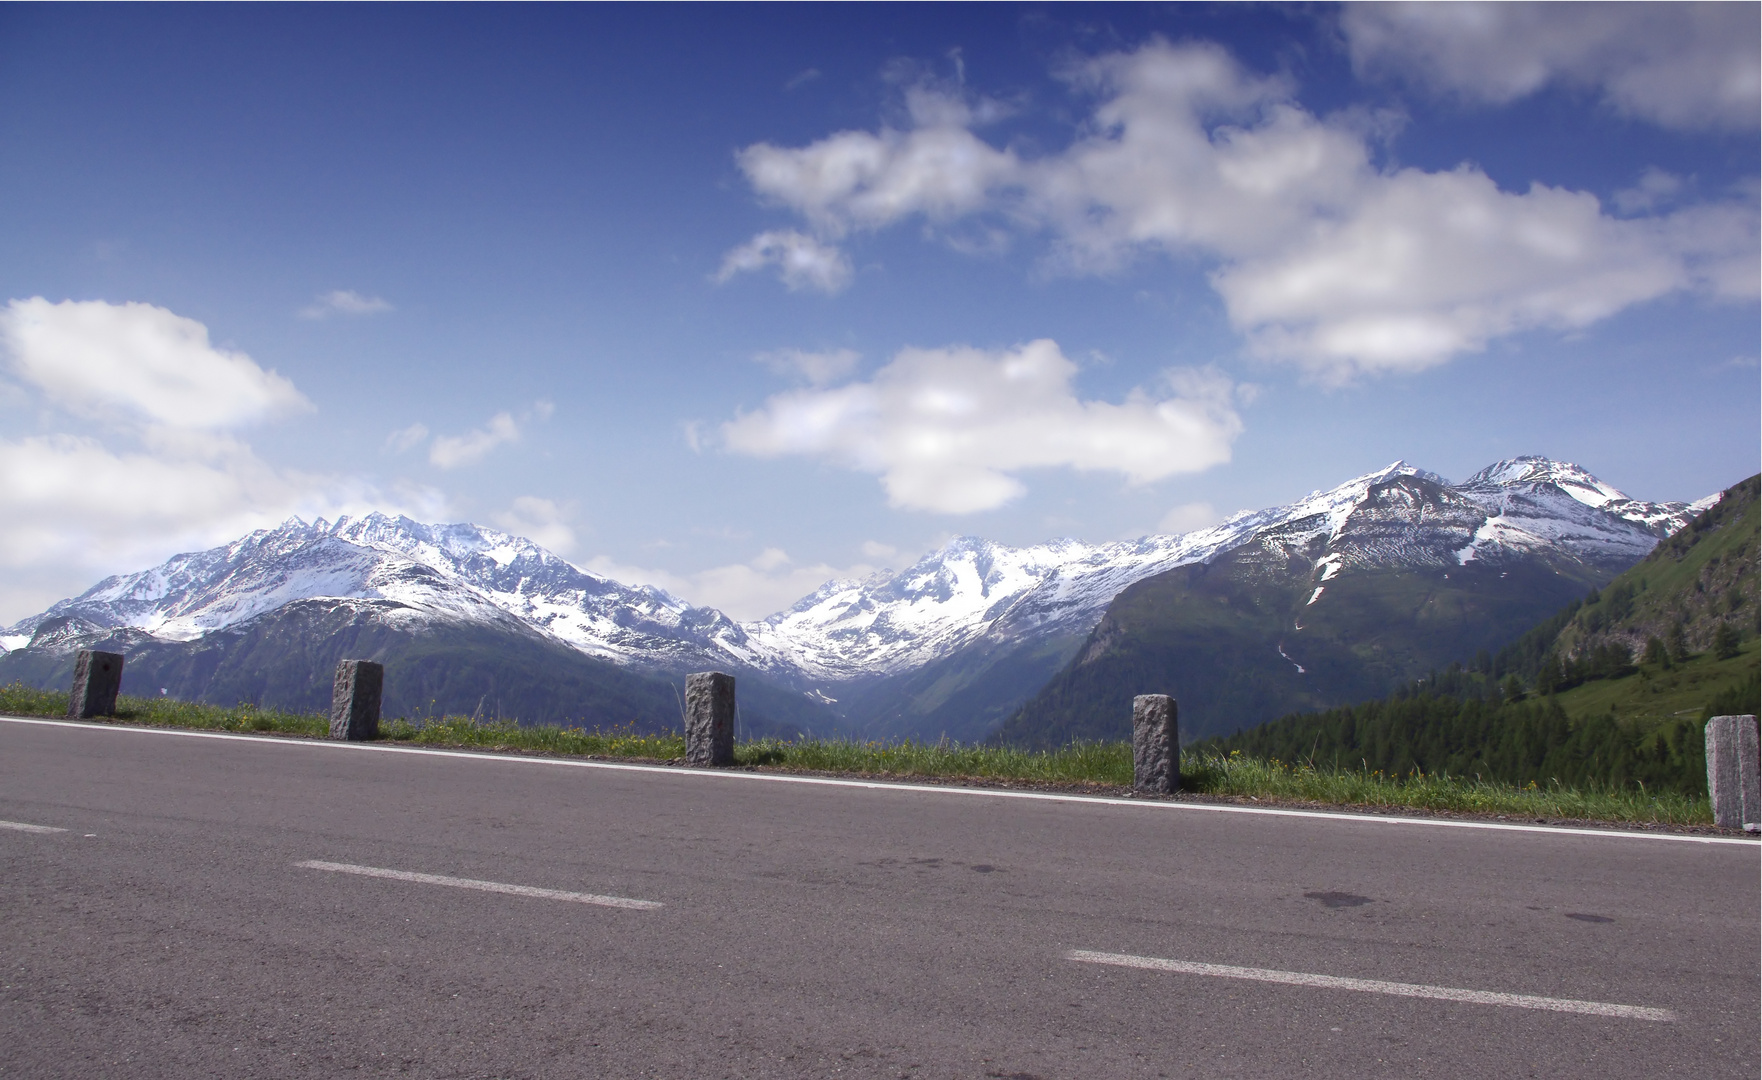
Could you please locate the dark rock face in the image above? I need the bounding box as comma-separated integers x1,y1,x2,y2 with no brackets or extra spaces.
329,659,384,741
685,672,735,766
67,650,123,719
1131,694,1178,794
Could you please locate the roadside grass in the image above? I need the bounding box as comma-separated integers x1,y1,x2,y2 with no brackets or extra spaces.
0,682,327,736
1,681,1713,825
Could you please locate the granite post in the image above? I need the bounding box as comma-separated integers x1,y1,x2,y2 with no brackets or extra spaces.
67,650,124,719
329,659,384,741
1705,714,1760,831
685,671,736,767
1132,694,1179,795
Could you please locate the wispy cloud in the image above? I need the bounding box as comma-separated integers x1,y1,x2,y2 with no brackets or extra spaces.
755,347,860,386
715,230,853,294
299,290,393,320
426,400,554,469
384,423,430,454
492,495,577,555
583,546,882,621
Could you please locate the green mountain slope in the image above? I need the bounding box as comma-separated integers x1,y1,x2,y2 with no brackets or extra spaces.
1198,475,1760,794
994,541,1601,747
993,470,1629,747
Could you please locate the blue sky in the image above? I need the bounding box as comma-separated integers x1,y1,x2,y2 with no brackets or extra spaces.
0,3,1756,621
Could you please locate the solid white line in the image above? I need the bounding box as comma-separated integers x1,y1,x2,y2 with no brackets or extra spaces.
0,819,67,834
1066,950,1676,1022
295,860,661,910
4,714,1755,847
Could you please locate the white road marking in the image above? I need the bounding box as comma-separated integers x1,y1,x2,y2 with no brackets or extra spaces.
1066,949,1676,1022
4,714,1755,847
0,819,66,834
296,860,661,910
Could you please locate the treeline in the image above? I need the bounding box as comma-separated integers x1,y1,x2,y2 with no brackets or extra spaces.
1197,692,1712,795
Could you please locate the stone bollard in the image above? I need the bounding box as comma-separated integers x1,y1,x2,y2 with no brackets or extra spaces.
1705,714,1760,831
685,671,736,767
329,660,384,741
67,650,124,719
1132,694,1179,795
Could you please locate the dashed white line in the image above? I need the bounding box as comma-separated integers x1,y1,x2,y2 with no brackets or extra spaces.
0,819,67,834
1066,949,1676,1022
296,860,661,910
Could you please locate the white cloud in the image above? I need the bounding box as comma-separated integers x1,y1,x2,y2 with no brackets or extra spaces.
384,423,429,454
730,40,1758,380
860,539,900,561
584,547,879,621
755,347,861,386
715,229,854,293
1341,2,1761,131
299,290,393,319
429,412,519,469
0,433,373,573
1612,168,1686,215
492,495,577,555
722,338,1242,513
1156,502,1219,535
427,401,551,469
1,298,310,429
0,297,449,625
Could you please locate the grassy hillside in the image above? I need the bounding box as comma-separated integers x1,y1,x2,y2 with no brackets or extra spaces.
1490,474,1758,685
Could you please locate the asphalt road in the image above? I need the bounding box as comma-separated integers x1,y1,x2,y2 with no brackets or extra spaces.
2,717,1757,1079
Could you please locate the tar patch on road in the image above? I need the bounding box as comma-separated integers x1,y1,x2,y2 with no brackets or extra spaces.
1304,890,1374,908
1565,912,1615,923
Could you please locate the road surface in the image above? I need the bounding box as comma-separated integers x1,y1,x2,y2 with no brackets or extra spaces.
2,716,1756,1078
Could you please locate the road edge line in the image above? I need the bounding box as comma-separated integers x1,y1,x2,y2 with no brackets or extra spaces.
3,714,1754,847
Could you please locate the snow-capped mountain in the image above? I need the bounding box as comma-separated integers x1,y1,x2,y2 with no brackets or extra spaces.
0,456,1712,738
1,515,756,672
737,457,1706,686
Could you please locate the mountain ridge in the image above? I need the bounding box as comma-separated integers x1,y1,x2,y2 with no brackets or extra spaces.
0,456,1713,739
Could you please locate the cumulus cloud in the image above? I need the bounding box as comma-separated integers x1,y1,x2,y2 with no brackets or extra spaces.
299,290,393,319
722,338,1242,513
715,230,853,293
1341,2,1761,131
728,39,1758,380
492,495,577,555
0,433,373,572
1,298,310,429
0,299,403,621
584,547,880,621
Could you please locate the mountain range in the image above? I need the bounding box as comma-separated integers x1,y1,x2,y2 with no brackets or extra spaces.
0,456,1717,743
